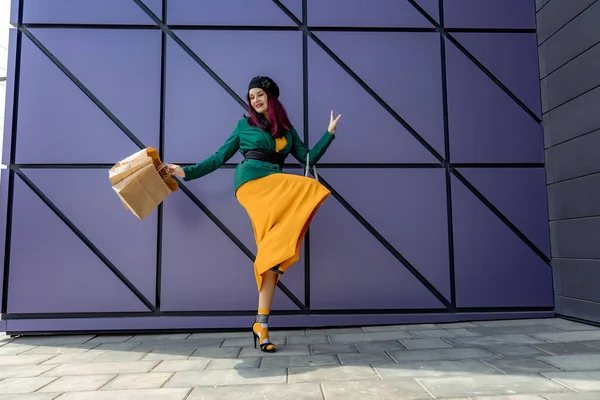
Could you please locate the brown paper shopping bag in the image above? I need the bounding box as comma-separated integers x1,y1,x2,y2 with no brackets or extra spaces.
108,149,153,185
112,163,169,220
110,147,178,220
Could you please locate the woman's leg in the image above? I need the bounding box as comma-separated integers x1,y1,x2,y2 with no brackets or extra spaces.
252,269,278,352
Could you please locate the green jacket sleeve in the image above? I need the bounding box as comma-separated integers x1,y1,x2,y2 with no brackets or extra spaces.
290,128,335,167
182,125,240,181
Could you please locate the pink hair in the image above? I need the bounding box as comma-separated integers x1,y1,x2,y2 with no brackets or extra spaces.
246,94,292,139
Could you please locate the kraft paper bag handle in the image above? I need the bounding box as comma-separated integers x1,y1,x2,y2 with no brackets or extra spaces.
304,153,318,181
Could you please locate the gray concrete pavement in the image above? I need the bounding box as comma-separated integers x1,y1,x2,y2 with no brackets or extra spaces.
1,318,600,399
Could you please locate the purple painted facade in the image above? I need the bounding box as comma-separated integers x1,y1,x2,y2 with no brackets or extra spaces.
0,0,552,333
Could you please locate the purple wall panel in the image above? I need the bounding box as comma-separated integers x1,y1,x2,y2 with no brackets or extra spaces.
322,168,450,300
458,168,551,257
307,39,437,163
310,194,445,310
141,0,163,20
414,0,440,23
452,176,553,308
174,30,304,139
24,169,158,303
9,0,19,25
29,28,161,150
22,0,158,24
0,170,9,311
444,0,536,29
7,176,148,313
446,39,544,163
1,0,553,332
280,0,302,22
316,32,444,156
308,0,432,27
161,190,300,312
2,29,17,165
15,35,143,163
164,36,244,164
168,0,295,26
452,33,542,117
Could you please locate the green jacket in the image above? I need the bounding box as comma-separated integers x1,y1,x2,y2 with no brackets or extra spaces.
183,118,335,192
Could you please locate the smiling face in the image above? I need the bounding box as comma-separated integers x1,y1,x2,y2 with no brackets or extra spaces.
249,88,268,115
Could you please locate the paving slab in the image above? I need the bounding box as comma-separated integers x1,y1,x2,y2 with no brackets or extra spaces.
187,382,323,399
0,394,61,400
151,359,212,372
321,378,432,399
0,377,59,394
533,331,600,343
446,334,545,347
43,361,159,376
537,354,600,371
485,345,550,359
288,365,380,383
353,340,406,353
100,372,172,390
38,374,115,393
533,342,600,356
260,354,340,369
388,347,498,363
482,358,561,374
55,389,191,399
165,368,287,387
543,393,600,399
542,371,600,392
417,374,570,398
309,344,357,355
400,338,456,350
374,359,502,379
328,330,414,344
470,396,546,400
336,351,395,366
409,328,478,338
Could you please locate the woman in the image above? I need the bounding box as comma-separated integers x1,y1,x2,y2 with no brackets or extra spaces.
167,76,341,353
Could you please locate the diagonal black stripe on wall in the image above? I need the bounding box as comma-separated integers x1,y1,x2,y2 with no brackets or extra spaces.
451,169,551,265
407,0,439,27
317,175,453,311
445,33,542,123
13,168,157,311
132,0,247,110
17,22,306,312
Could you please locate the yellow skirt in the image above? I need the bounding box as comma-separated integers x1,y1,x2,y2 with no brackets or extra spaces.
236,173,331,291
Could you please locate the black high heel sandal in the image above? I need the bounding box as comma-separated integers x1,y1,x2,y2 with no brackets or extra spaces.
252,316,277,353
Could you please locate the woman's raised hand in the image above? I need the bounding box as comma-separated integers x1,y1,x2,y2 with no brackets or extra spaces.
328,110,342,135
166,164,185,178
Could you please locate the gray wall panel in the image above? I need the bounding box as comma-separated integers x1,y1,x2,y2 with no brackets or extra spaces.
548,169,600,220
542,86,600,147
550,217,600,259
538,1,600,78
553,258,600,302
557,296,600,323
541,42,600,112
536,0,596,44
545,129,600,184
